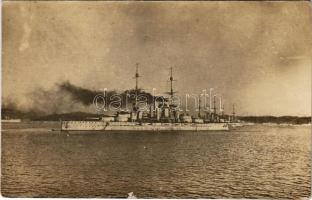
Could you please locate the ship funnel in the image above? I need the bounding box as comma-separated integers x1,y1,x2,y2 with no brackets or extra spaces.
209,88,214,112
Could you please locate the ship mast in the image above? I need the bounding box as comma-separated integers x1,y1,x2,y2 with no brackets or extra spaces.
213,95,217,115
133,63,140,108
198,94,201,118
169,67,174,99
134,63,140,91
232,104,236,122
219,96,222,113
167,67,177,105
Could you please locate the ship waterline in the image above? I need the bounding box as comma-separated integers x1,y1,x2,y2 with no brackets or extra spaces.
61,121,230,131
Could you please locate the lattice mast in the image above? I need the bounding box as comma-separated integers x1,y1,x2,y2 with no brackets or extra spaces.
169,67,174,99
134,63,140,91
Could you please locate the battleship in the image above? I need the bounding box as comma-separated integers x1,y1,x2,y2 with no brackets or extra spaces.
61,66,239,131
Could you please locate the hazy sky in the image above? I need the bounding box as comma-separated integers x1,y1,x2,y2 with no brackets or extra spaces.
2,1,311,116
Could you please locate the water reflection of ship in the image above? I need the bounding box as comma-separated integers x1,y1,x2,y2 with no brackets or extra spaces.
61,65,239,131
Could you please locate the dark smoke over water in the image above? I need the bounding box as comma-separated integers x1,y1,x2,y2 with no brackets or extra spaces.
58,81,155,106
2,81,158,118
58,81,111,106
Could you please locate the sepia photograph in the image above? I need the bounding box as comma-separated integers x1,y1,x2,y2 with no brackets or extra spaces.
1,1,311,198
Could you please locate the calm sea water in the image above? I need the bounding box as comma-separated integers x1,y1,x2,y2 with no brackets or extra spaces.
1,122,311,198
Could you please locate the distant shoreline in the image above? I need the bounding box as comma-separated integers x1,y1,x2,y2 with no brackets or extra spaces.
238,116,311,125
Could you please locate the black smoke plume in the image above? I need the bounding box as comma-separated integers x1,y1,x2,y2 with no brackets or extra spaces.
58,81,116,106
2,81,162,119
58,81,157,106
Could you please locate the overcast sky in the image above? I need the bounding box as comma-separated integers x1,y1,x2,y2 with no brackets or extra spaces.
2,1,311,116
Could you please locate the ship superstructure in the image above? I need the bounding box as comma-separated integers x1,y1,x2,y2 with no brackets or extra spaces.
61,66,239,131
